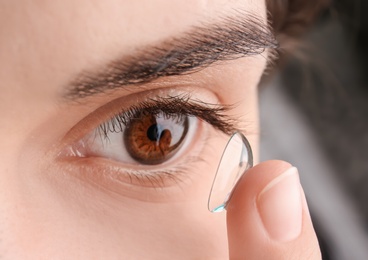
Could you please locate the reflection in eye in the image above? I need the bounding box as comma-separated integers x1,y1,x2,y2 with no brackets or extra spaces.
124,112,189,165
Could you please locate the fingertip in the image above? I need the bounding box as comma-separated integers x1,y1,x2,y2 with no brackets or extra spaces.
226,160,294,258
257,167,302,242
226,160,292,212
226,161,321,259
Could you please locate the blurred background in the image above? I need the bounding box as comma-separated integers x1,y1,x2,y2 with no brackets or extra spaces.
260,1,368,259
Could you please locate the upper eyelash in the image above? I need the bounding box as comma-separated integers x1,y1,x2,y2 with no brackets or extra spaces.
97,94,237,139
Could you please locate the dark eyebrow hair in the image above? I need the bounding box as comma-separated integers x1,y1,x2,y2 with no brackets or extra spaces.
65,12,278,100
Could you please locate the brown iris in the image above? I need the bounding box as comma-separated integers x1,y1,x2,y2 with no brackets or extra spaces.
124,112,189,165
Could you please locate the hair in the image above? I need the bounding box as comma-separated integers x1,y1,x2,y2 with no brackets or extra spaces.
266,0,332,59
265,2,368,258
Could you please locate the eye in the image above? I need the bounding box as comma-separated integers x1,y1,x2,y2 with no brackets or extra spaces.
61,92,237,189
76,110,197,166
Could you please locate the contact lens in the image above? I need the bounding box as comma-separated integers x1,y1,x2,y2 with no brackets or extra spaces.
208,132,253,213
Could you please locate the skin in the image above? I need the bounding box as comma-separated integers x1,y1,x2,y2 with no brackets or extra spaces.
0,0,320,259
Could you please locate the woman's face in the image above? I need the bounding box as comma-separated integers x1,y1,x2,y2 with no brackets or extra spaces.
0,0,273,258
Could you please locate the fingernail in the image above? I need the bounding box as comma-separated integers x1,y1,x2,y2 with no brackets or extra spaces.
257,167,302,242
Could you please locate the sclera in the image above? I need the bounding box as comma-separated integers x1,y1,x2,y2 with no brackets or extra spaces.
208,132,253,213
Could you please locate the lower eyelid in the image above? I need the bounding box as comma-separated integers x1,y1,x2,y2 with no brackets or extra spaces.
56,146,206,203
56,119,223,199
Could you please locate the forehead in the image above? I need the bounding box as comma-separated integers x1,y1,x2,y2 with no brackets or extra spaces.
0,0,267,60
0,0,266,104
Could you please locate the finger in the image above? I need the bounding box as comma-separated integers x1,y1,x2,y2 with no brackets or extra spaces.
226,160,321,260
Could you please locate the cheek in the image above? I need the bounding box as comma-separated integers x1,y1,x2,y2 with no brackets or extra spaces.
1,128,230,258
0,166,228,258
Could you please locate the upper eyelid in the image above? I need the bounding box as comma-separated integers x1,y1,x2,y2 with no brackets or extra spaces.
58,87,239,153
97,94,239,139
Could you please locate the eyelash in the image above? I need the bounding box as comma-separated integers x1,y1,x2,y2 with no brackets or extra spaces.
97,94,236,140
63,94,238,188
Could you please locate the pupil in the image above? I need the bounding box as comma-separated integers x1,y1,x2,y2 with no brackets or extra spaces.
147,124,161,141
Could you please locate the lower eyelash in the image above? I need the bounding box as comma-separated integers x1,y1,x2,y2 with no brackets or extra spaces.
112,131,205,188
92,153,206,189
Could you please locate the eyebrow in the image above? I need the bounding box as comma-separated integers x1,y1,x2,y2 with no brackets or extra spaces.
65,12,278,100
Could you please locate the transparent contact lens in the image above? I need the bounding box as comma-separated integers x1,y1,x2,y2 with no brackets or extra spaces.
208,132,253,213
